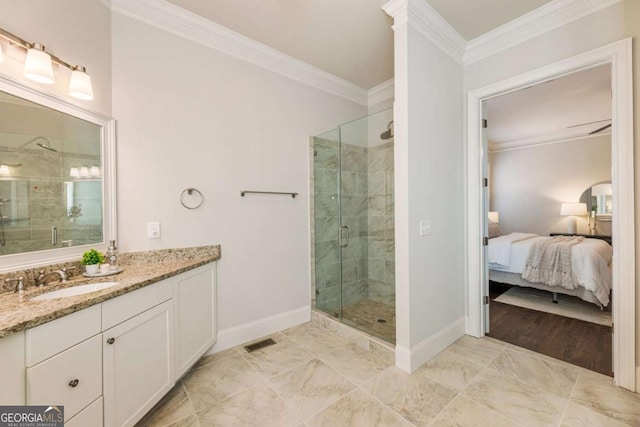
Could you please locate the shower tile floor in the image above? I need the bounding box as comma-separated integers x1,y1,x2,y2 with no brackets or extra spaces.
137,321,640,426
341,299,396,343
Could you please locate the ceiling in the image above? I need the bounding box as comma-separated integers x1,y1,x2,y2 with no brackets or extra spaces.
165,1,609,147
168,0,554,89
486,64,612,149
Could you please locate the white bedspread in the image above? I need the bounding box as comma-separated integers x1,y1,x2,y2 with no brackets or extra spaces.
488,233,537,268
489,233,612,306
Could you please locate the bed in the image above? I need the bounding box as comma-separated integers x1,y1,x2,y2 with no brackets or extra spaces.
488,233,612,308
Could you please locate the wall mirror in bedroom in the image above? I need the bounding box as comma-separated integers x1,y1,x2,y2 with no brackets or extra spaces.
470,39,636,392
580,181,612,221
0,75,115,273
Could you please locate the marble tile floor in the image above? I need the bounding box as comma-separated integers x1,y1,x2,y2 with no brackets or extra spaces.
137,322,640,427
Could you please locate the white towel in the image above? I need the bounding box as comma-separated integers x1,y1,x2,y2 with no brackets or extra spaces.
488,233,537,268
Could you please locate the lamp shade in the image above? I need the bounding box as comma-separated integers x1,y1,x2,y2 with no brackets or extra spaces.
24,44,54,84
591,183,612,196
69,66,94,100
0,164,9,175
488,211,499,223
560,202,587,216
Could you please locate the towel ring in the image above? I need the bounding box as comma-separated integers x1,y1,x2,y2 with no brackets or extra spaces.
180,188,204,209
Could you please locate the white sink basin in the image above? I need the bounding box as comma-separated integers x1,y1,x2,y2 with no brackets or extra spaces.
31,282,120,301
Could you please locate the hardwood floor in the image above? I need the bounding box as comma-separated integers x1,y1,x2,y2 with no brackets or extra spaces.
487,282,612,376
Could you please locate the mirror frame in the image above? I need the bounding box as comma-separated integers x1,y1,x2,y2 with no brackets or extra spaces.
0,74,116,273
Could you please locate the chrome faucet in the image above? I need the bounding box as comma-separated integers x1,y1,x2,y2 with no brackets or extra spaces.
5,276,25,292
35,267,76,286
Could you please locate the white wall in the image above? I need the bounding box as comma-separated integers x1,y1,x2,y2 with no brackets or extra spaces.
111,14,367,334
392,11,465,371
490,135,611,236
464,0,640,384
0,0,112,116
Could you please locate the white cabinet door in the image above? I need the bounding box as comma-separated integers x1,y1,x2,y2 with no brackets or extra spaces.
0,331,25,404
174,263,217,379
103,300,174,427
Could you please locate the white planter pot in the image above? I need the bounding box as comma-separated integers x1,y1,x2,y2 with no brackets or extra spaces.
85,264,100,275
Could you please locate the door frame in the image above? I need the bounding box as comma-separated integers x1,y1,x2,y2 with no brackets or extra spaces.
465,38,635,391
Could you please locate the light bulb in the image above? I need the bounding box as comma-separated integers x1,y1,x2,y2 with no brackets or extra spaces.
69,66,94,100
24,44,54,84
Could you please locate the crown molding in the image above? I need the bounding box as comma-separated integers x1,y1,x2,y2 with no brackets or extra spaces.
464,0,624,65
383,0,466,64
489,128,610,153
367,79,394,107
110,0,369,106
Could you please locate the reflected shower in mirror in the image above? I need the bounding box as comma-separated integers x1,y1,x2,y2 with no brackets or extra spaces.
0,90,103,256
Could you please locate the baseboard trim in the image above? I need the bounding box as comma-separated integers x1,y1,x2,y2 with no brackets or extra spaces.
207,306,310,354
395,317,466,373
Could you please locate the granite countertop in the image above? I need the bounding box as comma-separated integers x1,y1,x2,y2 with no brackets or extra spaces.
0,245,221,338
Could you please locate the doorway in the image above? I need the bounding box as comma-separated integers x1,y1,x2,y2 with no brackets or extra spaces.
482,64,613,375
466,39,636,391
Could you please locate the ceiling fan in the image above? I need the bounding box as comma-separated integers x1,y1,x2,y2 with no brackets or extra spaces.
567,119,611,135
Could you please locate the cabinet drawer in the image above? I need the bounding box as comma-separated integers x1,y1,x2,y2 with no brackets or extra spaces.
66,397,103,427
27,334,102,421
26,304,101,366
102,278,172,330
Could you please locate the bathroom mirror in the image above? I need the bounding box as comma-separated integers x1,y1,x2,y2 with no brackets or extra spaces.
579,181,612,221
0,75,115,272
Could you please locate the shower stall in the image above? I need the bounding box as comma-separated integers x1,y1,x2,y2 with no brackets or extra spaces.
311,107,395,343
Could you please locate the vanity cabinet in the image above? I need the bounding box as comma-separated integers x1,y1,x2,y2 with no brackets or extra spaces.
174,263,217,379
0,261,216,426
103,300,174,427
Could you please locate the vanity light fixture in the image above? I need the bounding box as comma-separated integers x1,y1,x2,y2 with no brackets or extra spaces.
0,27,94,100
70,166,100,178
24,43,54,84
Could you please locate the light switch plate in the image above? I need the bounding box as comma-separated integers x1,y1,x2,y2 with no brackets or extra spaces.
147,222,161,239
419,220,432,236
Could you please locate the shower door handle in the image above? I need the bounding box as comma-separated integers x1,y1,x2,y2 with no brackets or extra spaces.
51,226,57,246
339,225,350,247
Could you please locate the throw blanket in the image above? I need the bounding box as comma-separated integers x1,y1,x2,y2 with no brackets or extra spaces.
522,236,584,289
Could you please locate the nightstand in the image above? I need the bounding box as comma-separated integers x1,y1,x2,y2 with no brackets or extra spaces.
550,233,612,245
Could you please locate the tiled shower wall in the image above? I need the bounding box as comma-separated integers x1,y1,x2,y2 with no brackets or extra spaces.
312,137,394,313
0,148,102,256
366,142,394,305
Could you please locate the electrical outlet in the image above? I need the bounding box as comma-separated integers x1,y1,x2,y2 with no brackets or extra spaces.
147,222,161,239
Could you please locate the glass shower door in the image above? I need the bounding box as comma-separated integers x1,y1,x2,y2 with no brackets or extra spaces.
313,129,342,318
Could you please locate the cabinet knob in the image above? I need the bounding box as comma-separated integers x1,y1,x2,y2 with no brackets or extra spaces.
68,379,79,388
107,337,115,344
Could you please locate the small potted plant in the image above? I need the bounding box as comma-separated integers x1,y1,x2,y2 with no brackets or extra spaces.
82,249,105,275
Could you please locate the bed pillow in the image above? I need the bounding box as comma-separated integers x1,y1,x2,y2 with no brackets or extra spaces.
488,222,501,238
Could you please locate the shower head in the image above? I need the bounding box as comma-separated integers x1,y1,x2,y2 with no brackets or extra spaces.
0,136,56,152
36,141,57,152
380,121,394,140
